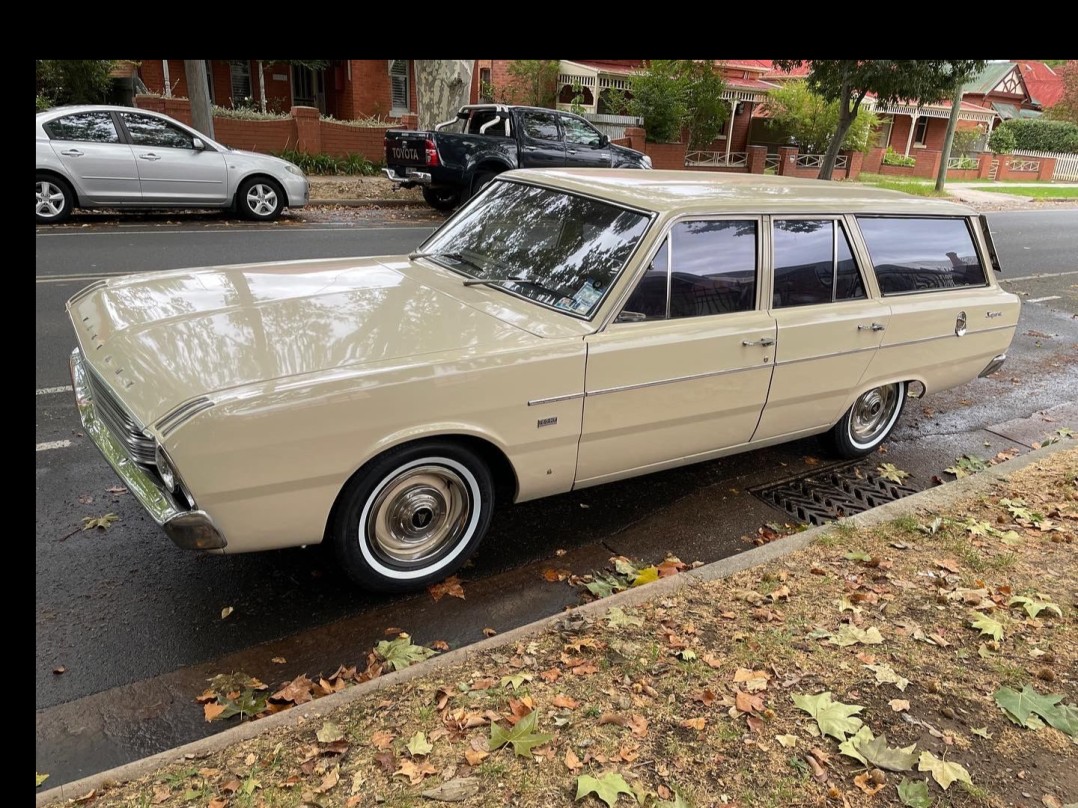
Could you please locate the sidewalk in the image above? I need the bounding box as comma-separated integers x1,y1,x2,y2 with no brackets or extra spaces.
37,440,1077,808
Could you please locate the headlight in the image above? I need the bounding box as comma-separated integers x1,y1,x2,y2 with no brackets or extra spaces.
641,155,653,169
285,164,305,177
155,442,177,493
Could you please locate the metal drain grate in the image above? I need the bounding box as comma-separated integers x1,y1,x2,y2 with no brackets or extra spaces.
751,462,921,525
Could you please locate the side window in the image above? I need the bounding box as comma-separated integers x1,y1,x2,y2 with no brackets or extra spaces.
561,115,602,146
772,220,867,308
856,217,987,294
45,112,119,143
119,113,196,149
521,111,560,141
620,221,758,321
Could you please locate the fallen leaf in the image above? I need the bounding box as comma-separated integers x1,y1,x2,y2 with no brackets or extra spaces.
897,777,932,808
628,714,649,737
680,717,706,730
553,694,580,709
828,625,884,647
407,731,433,756
81,513,119,530
488,710,551,757
853,771,885,796
866,663,910,691
316,720,345,744
203,702,226,722
428,575,465,602
482,627,497,637
36,773,48,787
970,612,1004,642
220,606,234,620
395,758,436,785
792,692,864,741
889,699,911,712
606,607,644,628
575,772,635,808
52,666,66,675
564,749,583,771
775,734,798,748
316,764,341,793
464,748,488,766
918,751,972,790
270,656,286,664
421,777,480,802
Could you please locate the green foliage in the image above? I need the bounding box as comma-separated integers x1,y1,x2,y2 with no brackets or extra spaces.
950,126,983,155
627,60,728,145
275,149,379,176
994,118,1078,153
763,80,878,153
1046,61,1078,124
501,60,560,107
36,59,117,108
212,104,288,121
882,147,916,167
988,126,1017,154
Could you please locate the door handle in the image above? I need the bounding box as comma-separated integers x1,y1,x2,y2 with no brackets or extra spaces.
523,146,538,152
138,153,161,161
60,149,84,157
857,322,886,332
742,337,776,347
567,149,578,155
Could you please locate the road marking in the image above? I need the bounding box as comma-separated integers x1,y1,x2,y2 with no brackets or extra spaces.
37,273,129,284
37,439,72,451
1000,269,1078,282
1026,295,1063,303
37,386,73,396
35,225,435,237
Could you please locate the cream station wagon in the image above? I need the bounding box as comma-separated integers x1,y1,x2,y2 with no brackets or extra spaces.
67,169,1019,591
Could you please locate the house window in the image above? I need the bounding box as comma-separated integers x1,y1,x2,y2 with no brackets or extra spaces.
292,65,325,111
390,60,409,115
229,60,251,106
479,68,492,102
913,117,929,147
204,61,215,103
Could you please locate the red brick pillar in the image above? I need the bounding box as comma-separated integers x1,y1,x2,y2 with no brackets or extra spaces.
291,106,322,153
1038,157,1057,181
846,150,864,180
777,146,799,176
863,146,884,175
134,94,165,113
625,126,646,154
399,113,420,131
914,150,941,179
977,153,993,179
747,145,767,174
996,156,1012,181
163,97,193,125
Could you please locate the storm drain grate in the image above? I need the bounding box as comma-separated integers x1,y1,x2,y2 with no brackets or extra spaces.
751,462,922,525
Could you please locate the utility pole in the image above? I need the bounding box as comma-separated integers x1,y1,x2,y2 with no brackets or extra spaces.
184,60,215,140
935,82,963,193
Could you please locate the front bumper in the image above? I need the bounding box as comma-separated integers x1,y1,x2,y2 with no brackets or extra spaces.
283,173,310,208
69,348,227,551
383,167,432,187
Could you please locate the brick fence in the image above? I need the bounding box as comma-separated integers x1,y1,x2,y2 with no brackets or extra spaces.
133,95,415,161
864,147,1057,182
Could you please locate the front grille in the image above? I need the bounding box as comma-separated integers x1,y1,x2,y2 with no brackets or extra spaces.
85,369,156,465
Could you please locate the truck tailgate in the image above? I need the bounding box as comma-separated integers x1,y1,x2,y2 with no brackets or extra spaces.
385,131,433,167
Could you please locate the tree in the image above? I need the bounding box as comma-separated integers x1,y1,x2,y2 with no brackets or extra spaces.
625,60,728,146
488,60,559,107
36,60,116,108
414,60,475,129
184,60,215,139
1046,61,1078,125
772,60,985,179
988,126,1016,154
763,80,878,154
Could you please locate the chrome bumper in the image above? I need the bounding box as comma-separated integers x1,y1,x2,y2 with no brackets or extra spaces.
69,348,227,551
383,167,432,187
979,353,1007,378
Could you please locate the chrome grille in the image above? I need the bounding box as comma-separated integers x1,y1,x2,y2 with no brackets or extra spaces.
84,369,156,465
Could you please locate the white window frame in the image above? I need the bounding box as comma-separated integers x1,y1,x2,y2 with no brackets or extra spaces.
389,60,410,115
229,60,251,106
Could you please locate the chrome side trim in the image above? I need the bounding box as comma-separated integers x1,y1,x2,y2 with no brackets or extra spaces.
66,279,108,306
587,364,759,397
883,324,1015,348
527,392,586,407
70,349,226,551
156,397,214,436
775,345,877,367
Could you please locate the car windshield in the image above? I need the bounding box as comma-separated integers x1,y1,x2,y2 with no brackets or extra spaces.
416,180,653,318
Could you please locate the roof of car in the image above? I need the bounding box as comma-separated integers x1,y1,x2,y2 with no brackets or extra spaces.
503,168,976,217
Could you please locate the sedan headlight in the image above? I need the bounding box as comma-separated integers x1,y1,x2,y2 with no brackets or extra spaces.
641,155,653,170
285,163,305,177
155,442,177,493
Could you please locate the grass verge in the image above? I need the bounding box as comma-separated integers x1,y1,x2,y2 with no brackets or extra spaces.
975,186,1078,199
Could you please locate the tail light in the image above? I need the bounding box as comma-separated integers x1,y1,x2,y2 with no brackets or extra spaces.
424,138,440,167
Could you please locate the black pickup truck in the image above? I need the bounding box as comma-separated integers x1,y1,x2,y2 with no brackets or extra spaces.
384,104,651,210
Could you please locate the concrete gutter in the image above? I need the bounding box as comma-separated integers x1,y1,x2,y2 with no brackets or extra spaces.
36,439,1075,806
307,198,427,208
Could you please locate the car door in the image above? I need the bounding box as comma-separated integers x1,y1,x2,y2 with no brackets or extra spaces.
752,216,890,442
517,110,566,169
118,112,228,204
42,110,140,204
576,218,776,486
559,114,611,168
854,215,1021,392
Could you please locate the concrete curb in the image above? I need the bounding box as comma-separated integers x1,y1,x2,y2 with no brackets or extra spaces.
307,198,427,208
36,440,1075,805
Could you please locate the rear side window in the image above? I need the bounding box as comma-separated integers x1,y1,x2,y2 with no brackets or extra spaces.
772,220,866,308
45,112,119,143
521,111,559,141
857,217,987,294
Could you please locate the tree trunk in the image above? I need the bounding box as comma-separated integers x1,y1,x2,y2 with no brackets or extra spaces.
414,60,475,130
184,60,215,139
257,60,267,114
935,84,963,192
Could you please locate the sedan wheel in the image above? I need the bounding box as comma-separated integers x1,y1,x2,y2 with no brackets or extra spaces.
237,178,284,221
827,382,906,458
36,176,73,224
329,442,494,591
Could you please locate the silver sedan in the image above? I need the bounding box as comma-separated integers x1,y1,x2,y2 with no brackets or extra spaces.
36,105,309,223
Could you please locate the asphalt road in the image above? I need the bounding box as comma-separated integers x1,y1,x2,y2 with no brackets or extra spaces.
35,208,1078,786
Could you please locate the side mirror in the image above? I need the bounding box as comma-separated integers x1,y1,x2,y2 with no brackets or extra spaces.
192,137,205,151
598,134,610,148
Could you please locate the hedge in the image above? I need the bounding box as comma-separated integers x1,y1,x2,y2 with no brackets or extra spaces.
996,119,1078,154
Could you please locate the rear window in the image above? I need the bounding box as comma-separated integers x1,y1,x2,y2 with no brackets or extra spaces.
856,216,987,295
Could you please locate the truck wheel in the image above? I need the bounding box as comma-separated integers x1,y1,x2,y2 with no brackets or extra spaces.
421,187,461,211
468,171,497,201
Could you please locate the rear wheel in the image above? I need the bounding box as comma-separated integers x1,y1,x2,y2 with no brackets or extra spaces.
36,174,74,224
826,382,906,458
421,187,461,211
328,441,494,592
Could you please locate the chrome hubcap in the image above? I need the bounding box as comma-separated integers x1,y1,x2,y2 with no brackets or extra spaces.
850,386,898,443
246,184,278,216
36,181,66,217
366,465,471,567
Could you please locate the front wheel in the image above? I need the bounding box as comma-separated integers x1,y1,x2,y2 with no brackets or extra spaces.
826,382,906,459
236,177,285,221
328,441,494,592
421,187,461,211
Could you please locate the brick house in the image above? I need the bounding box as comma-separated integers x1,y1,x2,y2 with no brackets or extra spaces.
961,60,1065,127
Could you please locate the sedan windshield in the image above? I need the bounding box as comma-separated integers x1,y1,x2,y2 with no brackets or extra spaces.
416,180,652,318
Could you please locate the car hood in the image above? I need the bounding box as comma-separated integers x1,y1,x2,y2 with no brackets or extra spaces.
67,256,539,427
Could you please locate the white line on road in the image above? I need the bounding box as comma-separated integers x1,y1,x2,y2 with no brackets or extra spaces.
1000,270,1078,282
1026,295,1063,303
37,386,73,396
37,439,72,451
35,225,435,237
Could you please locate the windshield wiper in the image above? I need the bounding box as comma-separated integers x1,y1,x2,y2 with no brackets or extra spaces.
461,274,533,286
409,250,464,262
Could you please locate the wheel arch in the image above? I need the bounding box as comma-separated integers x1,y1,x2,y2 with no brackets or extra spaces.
36,169,81,208
833,375,925,427
233,172,285,207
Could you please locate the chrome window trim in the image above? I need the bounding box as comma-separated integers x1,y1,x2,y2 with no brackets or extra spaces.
527,392,585,407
